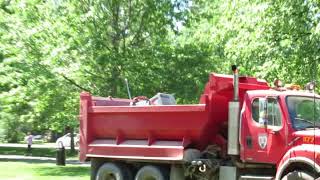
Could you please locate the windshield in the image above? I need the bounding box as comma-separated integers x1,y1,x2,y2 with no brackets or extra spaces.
286,96,320,130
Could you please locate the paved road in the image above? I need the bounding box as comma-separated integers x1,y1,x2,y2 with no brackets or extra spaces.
0,143,78,150
0,143,85,165
0,143,55,148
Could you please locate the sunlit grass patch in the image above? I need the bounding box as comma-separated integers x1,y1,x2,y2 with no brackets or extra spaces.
0,162,89,180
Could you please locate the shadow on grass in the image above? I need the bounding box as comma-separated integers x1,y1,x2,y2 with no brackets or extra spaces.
34,165,90,177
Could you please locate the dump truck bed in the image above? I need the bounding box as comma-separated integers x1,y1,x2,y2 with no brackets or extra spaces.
79,94,210,162
79,73,270,162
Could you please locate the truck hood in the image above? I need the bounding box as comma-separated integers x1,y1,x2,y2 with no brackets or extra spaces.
288,130,320,167
293,129,320,145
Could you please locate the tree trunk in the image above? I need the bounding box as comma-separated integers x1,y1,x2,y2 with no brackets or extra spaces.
70,129,75,153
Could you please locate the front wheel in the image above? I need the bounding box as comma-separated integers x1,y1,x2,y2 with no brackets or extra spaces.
96,162,133,180
281,171,316,180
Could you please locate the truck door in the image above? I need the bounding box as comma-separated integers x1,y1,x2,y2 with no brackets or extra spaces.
242,97,286,164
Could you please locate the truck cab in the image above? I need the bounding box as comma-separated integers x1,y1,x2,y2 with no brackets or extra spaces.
240,89,320,179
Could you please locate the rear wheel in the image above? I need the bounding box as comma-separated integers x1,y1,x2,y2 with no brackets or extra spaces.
281,171,316,180
96,162,133,180
135,165,169,180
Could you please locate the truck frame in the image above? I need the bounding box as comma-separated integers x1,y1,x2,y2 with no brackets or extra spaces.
79,66,320,180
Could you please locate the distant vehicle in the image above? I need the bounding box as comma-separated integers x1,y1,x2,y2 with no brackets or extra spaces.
24,134,43,142
32,135,42,140
56,133,79,147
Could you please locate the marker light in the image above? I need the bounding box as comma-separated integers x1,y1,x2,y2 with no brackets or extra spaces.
291,85,301,90
305,82,315,91
285,84,301,90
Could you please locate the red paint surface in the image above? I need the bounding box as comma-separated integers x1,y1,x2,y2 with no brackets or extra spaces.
79,73,269,161
240,90,320,179
79,72,320,178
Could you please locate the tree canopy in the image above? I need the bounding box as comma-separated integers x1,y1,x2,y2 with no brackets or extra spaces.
0,0,319,142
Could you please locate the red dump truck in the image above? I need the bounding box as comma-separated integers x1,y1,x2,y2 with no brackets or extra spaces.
79,66,320,180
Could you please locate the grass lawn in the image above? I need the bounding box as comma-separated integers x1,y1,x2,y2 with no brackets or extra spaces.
0,162,90,180
0,146,78,159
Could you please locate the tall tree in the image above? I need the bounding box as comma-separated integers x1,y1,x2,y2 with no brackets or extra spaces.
185,0,320,85
0,0,190,141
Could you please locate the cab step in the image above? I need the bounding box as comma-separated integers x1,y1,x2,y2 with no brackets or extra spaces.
239,175,274,180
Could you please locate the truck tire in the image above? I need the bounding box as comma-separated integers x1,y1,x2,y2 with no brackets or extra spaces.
135,165,169,180
170,164,184,180
96,162,133,180
281,171,316,180
91,158,104,180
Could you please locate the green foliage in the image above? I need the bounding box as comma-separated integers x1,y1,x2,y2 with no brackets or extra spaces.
0,0,319,141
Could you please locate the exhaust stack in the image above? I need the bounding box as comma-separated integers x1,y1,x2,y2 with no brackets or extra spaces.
232,65,239,101
228,65,240,155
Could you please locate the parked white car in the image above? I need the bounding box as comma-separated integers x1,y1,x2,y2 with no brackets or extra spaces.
56,133,80,147
24,134,43,143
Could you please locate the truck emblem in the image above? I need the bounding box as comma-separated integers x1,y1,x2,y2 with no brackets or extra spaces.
258,134,268,149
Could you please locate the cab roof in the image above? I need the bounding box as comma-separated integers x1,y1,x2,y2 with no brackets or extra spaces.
247,89,320,98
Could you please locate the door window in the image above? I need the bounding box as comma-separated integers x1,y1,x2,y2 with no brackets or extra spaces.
252,98,282,127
